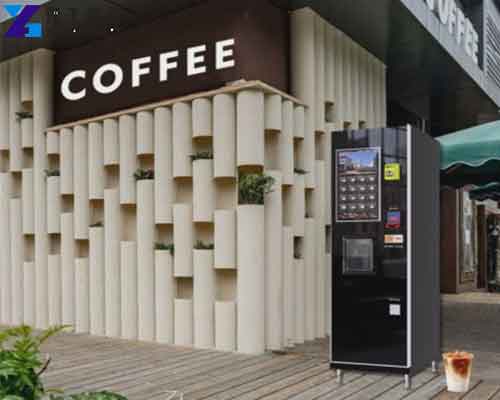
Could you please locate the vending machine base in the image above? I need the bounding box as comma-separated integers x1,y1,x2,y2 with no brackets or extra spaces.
330,126,441,385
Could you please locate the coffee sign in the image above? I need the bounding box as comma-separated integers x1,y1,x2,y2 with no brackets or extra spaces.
424,0,479,64
54,0,288,124
60,38,236,101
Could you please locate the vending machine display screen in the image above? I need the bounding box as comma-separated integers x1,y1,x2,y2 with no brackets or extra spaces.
336,147,381,222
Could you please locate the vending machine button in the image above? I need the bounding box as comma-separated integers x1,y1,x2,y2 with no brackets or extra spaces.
358,176,366,183
349,177,357,183
340,177,347,184
368,203,376,210
369,185,376,192
340,186,347,193
369,194,376,201
349,195,357,201
369,176,376,182
349,204,357,211
340,195,348,202
359,195,366,201
340,205,347,211
349,186,356,192
359,204,366,210
359,185,367,192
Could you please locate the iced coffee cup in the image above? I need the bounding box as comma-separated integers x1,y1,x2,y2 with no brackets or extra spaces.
442,351,474,392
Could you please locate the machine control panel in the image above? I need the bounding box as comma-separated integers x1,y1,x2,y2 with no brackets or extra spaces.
336,147,381,222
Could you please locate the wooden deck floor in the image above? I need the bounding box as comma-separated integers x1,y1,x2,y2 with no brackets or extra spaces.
37,333,500,400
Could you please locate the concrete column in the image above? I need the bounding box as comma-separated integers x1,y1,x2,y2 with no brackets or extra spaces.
213,94,236,178
237,90,264,167
155,250,174,343
90,227,105,336
193,249,215,348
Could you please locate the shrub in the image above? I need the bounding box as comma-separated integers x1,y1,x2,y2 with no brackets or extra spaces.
194,240,214,250
16,111,33,120
294,168,308,175
45,169,60,177
155,242,174,256
0,325,68,399
238,173,275,205
190,152,213,161
133,169,154,180
0,326,129,400
90,222,103,228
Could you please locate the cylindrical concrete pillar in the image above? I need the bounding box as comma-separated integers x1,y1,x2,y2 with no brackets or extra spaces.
154,107,174,224
213,93,236,178
137,179,155,341
315,161,326,338
21,117,33,149
155,250,174,344
280,101,294,186
105,188,121,337
119,114,137,204
23,262,36,326
0,173,12,324
194,249,215,349
192,97,212,138
173,102,193,178
121,241,138,340
315,15,326,133
20,53,33,106
293,174,306,237
174,299,193,346
215,301,236,352
10,199,23,326
0,62,9,150
137,110,154,156
265,94,282,133
214,210,236,270
265,171,283,351
74,125,89,239
90,226,105,336
61,213,75,326
22,169,34,234
237,90,264,167
46,131,59,155
237,205,265,354
283,226,295,347
294,258,305,344
193,159,215,223
104,118,119,166
293,106,305,140
89,122,104,200
47,176,61,234
60,128,74,195
173,204,193,277
75,257,90,333
9,58,22,172
48,254,61,326
325,25,335,104
304,218,316,341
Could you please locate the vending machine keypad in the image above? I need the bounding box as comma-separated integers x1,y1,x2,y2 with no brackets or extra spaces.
336,148,381,222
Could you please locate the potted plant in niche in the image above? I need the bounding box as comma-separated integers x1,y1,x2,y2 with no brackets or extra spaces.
190,151,213,162
133,168,154,180
15,111,33,120
45,168,60,178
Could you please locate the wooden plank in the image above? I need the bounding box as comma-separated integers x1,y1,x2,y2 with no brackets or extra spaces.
314,374,386,400
234,364,330,400
344,375,405,400
374,372,438,400
462,383,500,400
432,380,481,399
402,376,447,400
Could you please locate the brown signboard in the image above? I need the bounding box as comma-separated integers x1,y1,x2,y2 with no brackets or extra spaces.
54,0,289,124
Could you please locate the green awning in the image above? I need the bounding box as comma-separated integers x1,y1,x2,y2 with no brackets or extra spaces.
469,182,500,201
438,120,500,187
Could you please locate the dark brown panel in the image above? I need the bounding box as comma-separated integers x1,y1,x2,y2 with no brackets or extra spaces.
54,0,289,124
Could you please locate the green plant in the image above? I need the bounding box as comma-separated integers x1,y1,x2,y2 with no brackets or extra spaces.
0,325,68,399
294,250,302,259
194,240,214,250
133,169,154,180
238,173,275,205
44,169,60,177
16,111,33,120
90,222,103,228
190,151,213,161
155,242,174,255
294,168,308,175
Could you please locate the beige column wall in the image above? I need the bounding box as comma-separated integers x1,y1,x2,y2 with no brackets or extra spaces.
0,7,386,353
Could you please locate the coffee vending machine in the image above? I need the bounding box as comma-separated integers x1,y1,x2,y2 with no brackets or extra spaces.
331,126,440,387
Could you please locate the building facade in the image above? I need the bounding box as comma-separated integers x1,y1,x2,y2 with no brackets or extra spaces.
0,0,498,352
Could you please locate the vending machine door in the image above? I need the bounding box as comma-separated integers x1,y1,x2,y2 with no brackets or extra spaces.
331,127,410,372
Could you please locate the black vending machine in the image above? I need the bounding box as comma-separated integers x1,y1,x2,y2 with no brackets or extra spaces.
330,126,441,387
